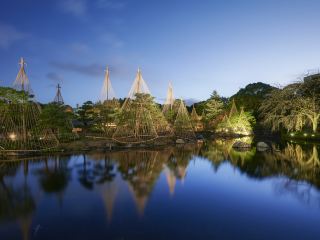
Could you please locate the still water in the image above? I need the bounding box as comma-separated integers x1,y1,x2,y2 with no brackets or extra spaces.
1,139,320,240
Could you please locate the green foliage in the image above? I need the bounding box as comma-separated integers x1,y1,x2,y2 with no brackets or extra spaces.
201,90,225,129
205,99,224,121
0,87,29,104
114,93,170,142
76,101,97,126
39,103,74,135
92,100,120,133
217,110,255,135
163,99,181,124
260,77,320,133
231,82,276,118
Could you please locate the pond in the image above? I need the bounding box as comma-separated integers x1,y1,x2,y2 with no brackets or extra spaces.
1,139,320,240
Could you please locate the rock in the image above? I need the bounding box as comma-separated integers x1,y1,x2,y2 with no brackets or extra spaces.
176,139,185,144
232,141,251,149
256,142,269,151
196,134,204,140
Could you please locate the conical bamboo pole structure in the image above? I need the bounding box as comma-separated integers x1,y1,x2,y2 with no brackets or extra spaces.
113,69,171,143
53,84,64,104
173,100,196,140
0,58,59,152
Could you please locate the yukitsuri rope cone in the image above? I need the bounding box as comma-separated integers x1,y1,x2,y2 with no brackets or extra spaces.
88,66,120,139
53,84,64,105
162,82,175,115
0,57,58,153
112,68,171,144
190,105,203,131
173,99,196,141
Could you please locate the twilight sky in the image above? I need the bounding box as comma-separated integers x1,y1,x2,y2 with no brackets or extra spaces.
1,0,320,106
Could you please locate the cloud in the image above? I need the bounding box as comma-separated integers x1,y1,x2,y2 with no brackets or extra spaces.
100,32,124,48
51,62,104,77
47,72,64,82
96,0,126,9
70,42,90,54
58,0,87,17
0,22,29,49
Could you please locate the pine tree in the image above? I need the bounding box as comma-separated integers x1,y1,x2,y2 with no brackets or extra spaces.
173,100,196,140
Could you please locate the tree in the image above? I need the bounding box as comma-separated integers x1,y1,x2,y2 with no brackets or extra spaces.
230,82,276,118
0,87,30,102
204,91,224,126
93,100,120,135
260,77,320,133
217,108,255,135
163,99,181,124
39,103,74,138
113,93,170,143
76,101,97,126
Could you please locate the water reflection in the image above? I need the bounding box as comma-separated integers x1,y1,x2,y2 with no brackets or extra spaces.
1,141,320,239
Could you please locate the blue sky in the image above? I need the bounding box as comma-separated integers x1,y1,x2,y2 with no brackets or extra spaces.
1,0,320,106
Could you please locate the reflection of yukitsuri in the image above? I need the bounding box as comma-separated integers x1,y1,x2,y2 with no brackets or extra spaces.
128,184,148,216
18,215,32,240
165,167,176,196
167,144,198,181
116,150,164,215
98,180,118,223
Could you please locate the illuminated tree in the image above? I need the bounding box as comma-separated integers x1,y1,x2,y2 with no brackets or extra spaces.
217,105,255,135
0,58,58,152
92,100,120,136
204,90,224,121
173,100,196,140
190,105,203,131
113,69,171,143
260,77,320,133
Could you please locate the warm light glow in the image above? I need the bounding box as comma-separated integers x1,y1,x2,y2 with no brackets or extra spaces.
304,133,308,137
290,133,295,137
9,133,16,140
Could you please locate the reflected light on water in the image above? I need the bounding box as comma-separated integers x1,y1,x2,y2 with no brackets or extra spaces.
0,141,320,239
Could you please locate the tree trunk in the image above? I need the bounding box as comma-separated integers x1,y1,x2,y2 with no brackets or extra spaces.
311,115,319,133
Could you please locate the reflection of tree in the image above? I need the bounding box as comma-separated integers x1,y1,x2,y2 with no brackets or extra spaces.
264,143,320,188
202,138,255,171
206,141,320,189
37,156,70,194
274,179,320,208
77,154,116,190
0,161,35,240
